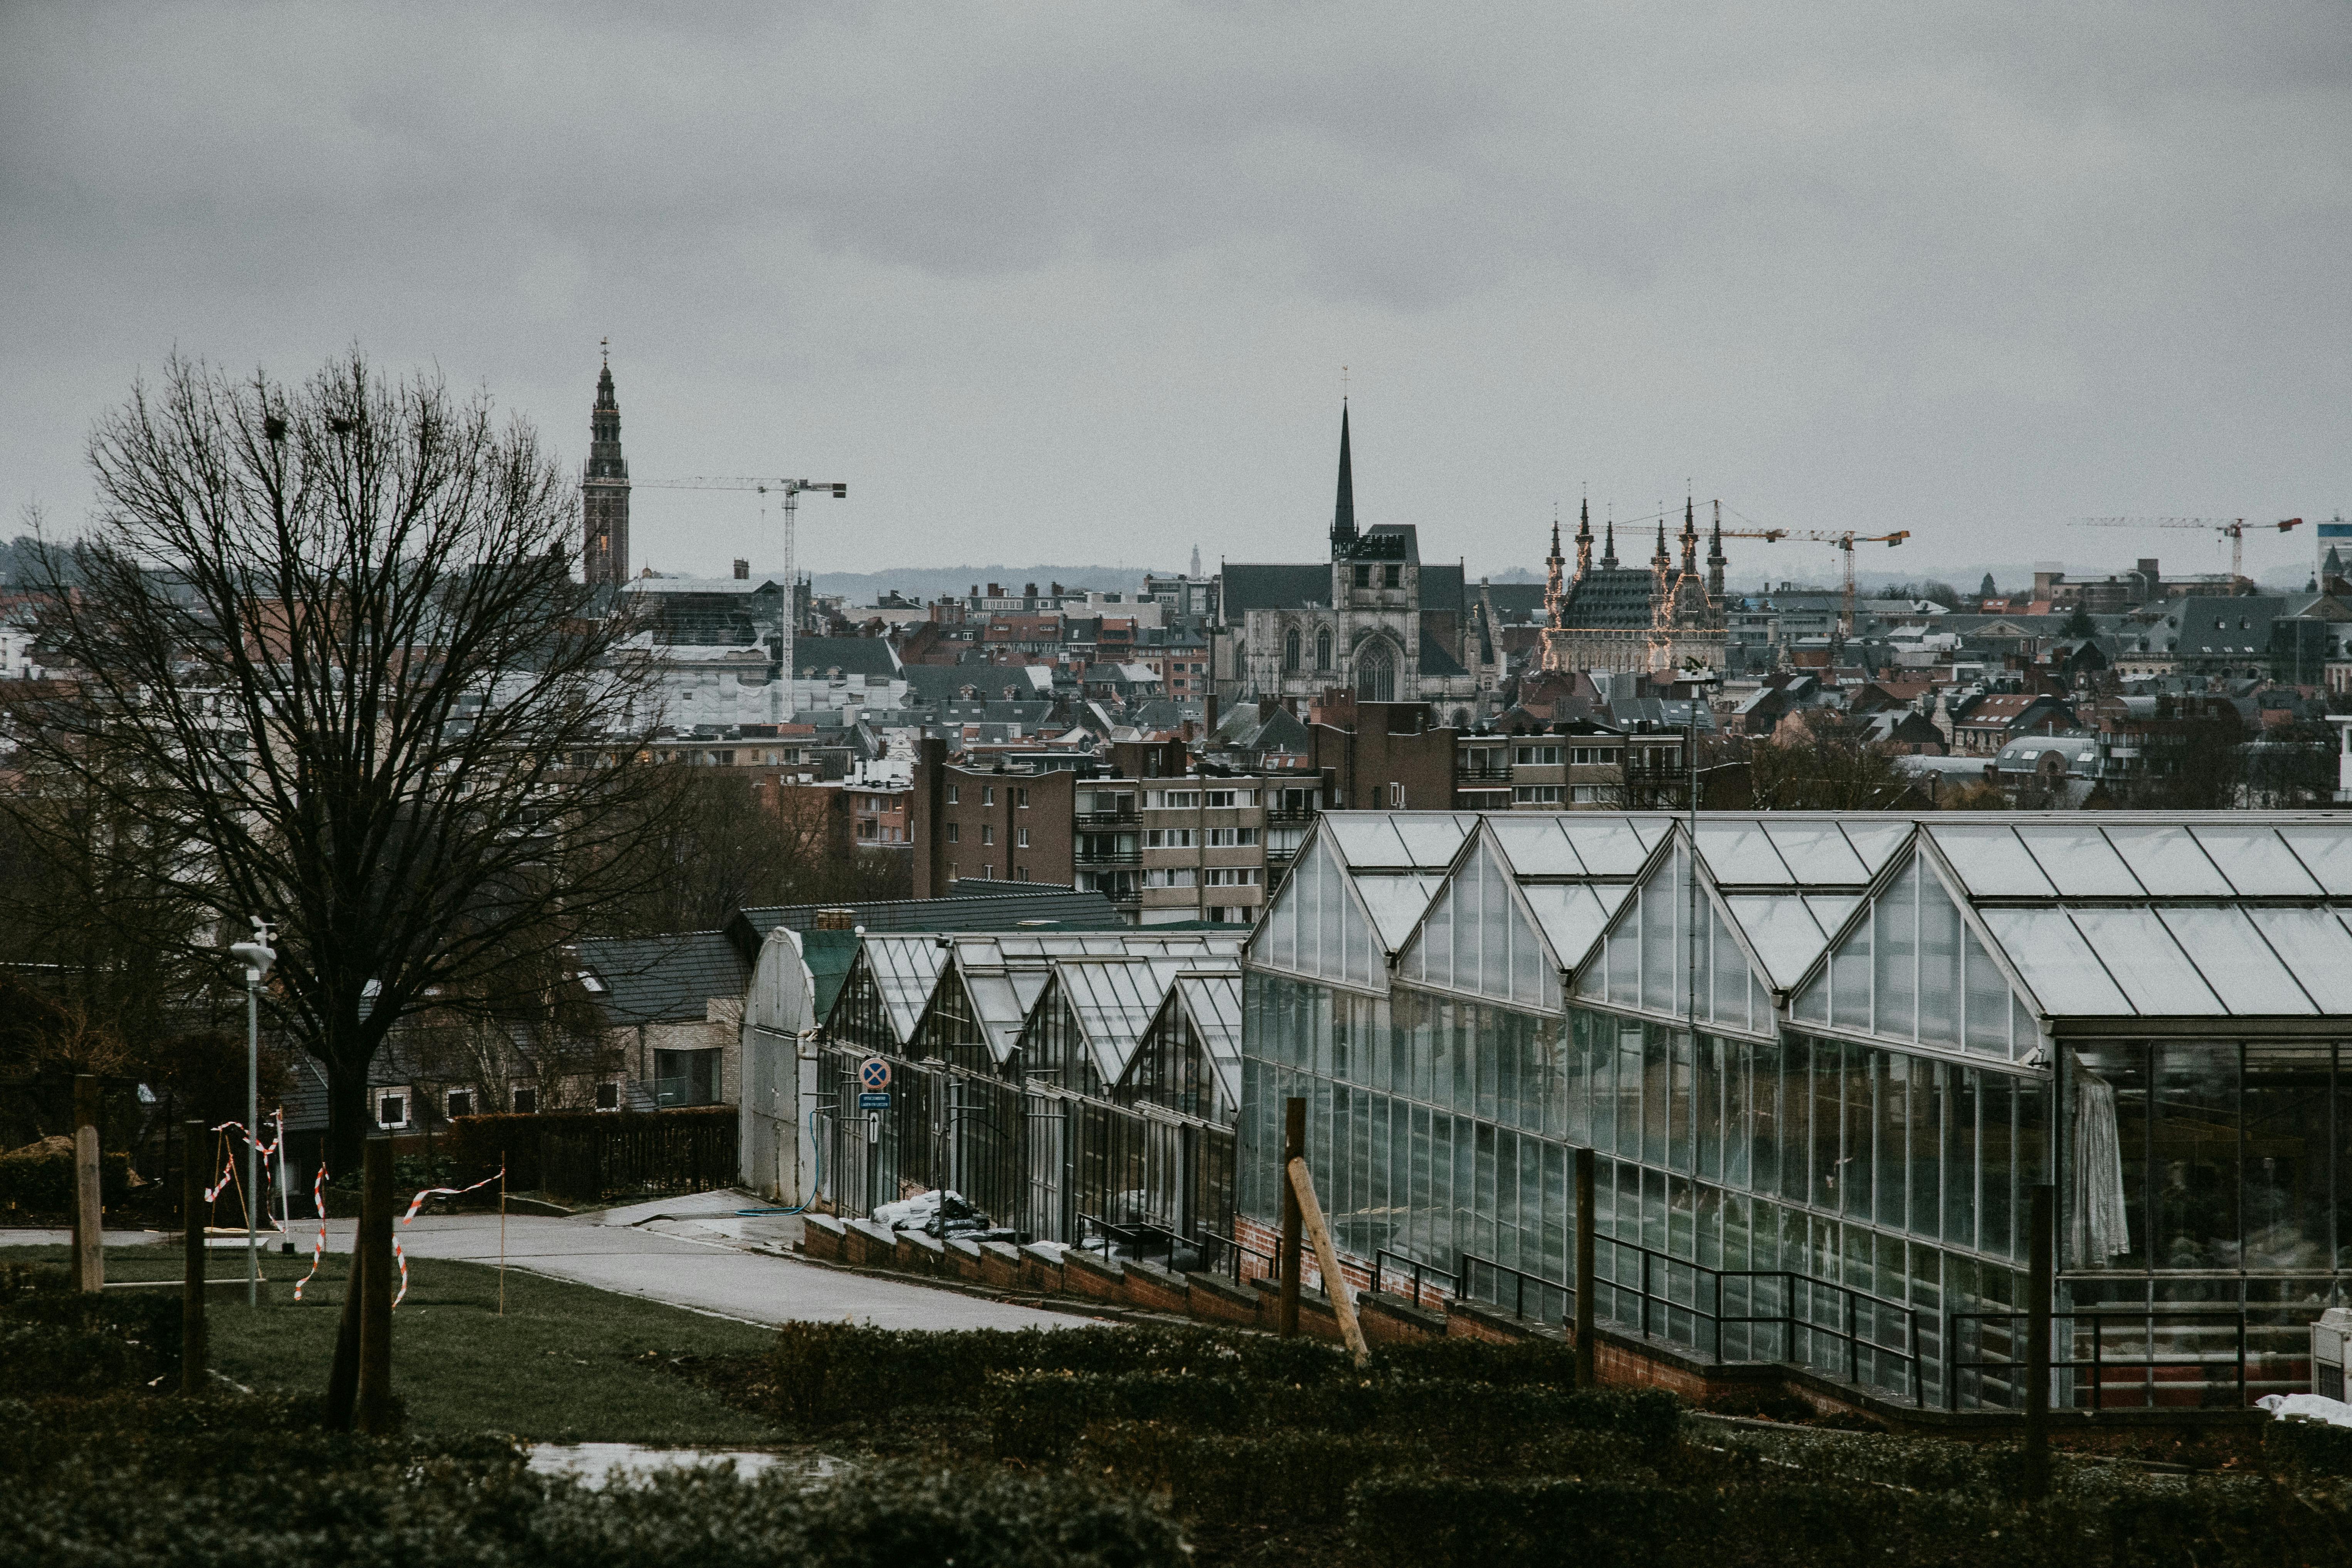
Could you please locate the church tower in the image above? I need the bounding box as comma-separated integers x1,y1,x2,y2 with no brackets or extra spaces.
1329,402,1358,557
583,348,630,587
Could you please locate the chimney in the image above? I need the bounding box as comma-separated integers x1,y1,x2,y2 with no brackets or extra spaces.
1024,582,1038,598
814,908,855,931
1205,693,1219,736
732,559,750,580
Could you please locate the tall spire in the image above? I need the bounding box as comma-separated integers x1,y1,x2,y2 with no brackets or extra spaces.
1601,508,1618,569
583,347,630,588
1574,495,1593,579
1329,402,1357,556
1651,513,1671,574
1706,498,1726,601
1680,492,1700,576
1544,506,1565,632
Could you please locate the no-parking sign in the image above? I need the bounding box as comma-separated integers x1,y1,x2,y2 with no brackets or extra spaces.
857,1057,892,1092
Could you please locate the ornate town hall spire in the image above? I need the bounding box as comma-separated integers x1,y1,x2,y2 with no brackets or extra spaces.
583,343,630,588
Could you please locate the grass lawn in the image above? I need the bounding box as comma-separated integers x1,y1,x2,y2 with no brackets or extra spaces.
8,1243,783,1445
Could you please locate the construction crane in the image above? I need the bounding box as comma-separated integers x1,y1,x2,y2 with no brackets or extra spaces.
637,477,848,702
2071,517,2303,583
1714,506,1910,645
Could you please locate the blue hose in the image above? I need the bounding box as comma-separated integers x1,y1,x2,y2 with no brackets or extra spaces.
733,1104,827,1217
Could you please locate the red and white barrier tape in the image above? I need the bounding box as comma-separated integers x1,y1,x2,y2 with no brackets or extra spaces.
291,1161,330,1300
210,1112,285,1160
392,1168,504,1308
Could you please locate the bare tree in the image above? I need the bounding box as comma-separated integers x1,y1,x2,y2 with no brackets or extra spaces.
2,351,664,1170
1745,713,1915,809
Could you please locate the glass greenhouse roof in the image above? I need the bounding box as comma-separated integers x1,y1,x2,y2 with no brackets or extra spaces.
1176,972,1244,1109
1925,821,2347,901
1262,812,2352,1034
1054,956,1238,1087
857,936,948,1045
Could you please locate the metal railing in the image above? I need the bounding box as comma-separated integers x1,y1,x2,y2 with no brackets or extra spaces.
1075,809,1139,826
1077,1211,1186,1271
1452,1235,1927,1407
1948,1304,2258,1413
1369,1248,1460,1308
1201,1225,1277,1284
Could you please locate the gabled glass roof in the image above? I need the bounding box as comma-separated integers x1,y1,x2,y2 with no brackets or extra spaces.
1355,873,1445,951
1695,818,1889,888
1054,956,1210,1087
1176,973,1243,1110
1516,882,1631,972
858,936,948,1044
1928,820,2347,901
1725,894,1849,991
1320,811,1477,871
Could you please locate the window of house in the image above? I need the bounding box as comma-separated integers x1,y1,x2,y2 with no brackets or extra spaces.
981,824,995,845
1353,565,1371,588
945,784,959,804
981,863,994,878
595,1082,620,1111
1147,867,1198,888
1146,828,1196,848
1015,866,1031,881
512,1086,538,1115
947,822,960,844
377,1092,408,1128
447,1089,474,1119
1153,790,1199,809
1016,826,1030,848
1514,745,1562,765
1513,785,1563,804
1206,826,1258,847
981,785,995,805
1384,565,1401,588
1016,788,1029,808
1204,867,1261,886
1204,789,1235,807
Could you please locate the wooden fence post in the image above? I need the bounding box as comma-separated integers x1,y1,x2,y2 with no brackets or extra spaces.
1288,1156,1369,1366
355,1138,395,1434
74,1074,103,1292
1277,1097,1304,1338
182,1119,208,1395
2023,1182,2054,1501
1575,1146,1596,1389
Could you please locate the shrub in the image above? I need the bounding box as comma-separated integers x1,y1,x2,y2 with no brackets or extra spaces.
0,1140,131,1214
0,1272,181,1396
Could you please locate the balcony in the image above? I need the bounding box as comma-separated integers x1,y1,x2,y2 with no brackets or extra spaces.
1075,808,1139,827
1076,842,1142,867
1455,762,1511,783
1264,803,1319,825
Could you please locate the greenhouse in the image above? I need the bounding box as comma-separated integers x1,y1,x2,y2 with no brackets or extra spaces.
820,929,1246,1248
1239,810,2352,1410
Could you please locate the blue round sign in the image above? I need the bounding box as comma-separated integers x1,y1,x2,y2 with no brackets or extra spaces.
857,1057,892,1092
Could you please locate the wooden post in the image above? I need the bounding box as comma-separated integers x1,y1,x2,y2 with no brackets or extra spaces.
1277,1096,1304,1338
182,1119,208,1394
74,1074,103,1292
1574,1146,1596,1389
1288,1156,1369,1365
325,1233,364,1429
355,1138,396,1434
2023,1183,2054,1502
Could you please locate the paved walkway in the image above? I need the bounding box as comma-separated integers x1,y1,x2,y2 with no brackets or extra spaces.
3,1190,1094,1334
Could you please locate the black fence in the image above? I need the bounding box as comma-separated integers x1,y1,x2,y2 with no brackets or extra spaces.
819,1044,1234,1247
445,1108,738,1202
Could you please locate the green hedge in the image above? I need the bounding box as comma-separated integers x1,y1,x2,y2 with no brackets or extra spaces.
0,1262,180,1397
1345,1468,2352,1568
0,1444,1186,1568
0,1143,131,1214
761,1322,1347,1426
2264,1415,2352,1477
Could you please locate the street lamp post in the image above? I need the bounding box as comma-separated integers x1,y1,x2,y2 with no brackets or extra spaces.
228,921,276,1307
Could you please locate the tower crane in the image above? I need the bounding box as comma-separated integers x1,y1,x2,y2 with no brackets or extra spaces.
2070,517,2302,584
1714,514,1910,646
637,477,848,706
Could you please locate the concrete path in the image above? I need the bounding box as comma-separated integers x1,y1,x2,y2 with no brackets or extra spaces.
5,1193,1093,1334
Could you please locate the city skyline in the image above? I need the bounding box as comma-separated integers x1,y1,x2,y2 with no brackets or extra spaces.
4,5,2345,583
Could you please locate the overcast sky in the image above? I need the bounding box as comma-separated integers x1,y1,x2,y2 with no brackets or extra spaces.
4,3,2347,589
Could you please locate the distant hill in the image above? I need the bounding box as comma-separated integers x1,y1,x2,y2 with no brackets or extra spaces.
810,565,1168,605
